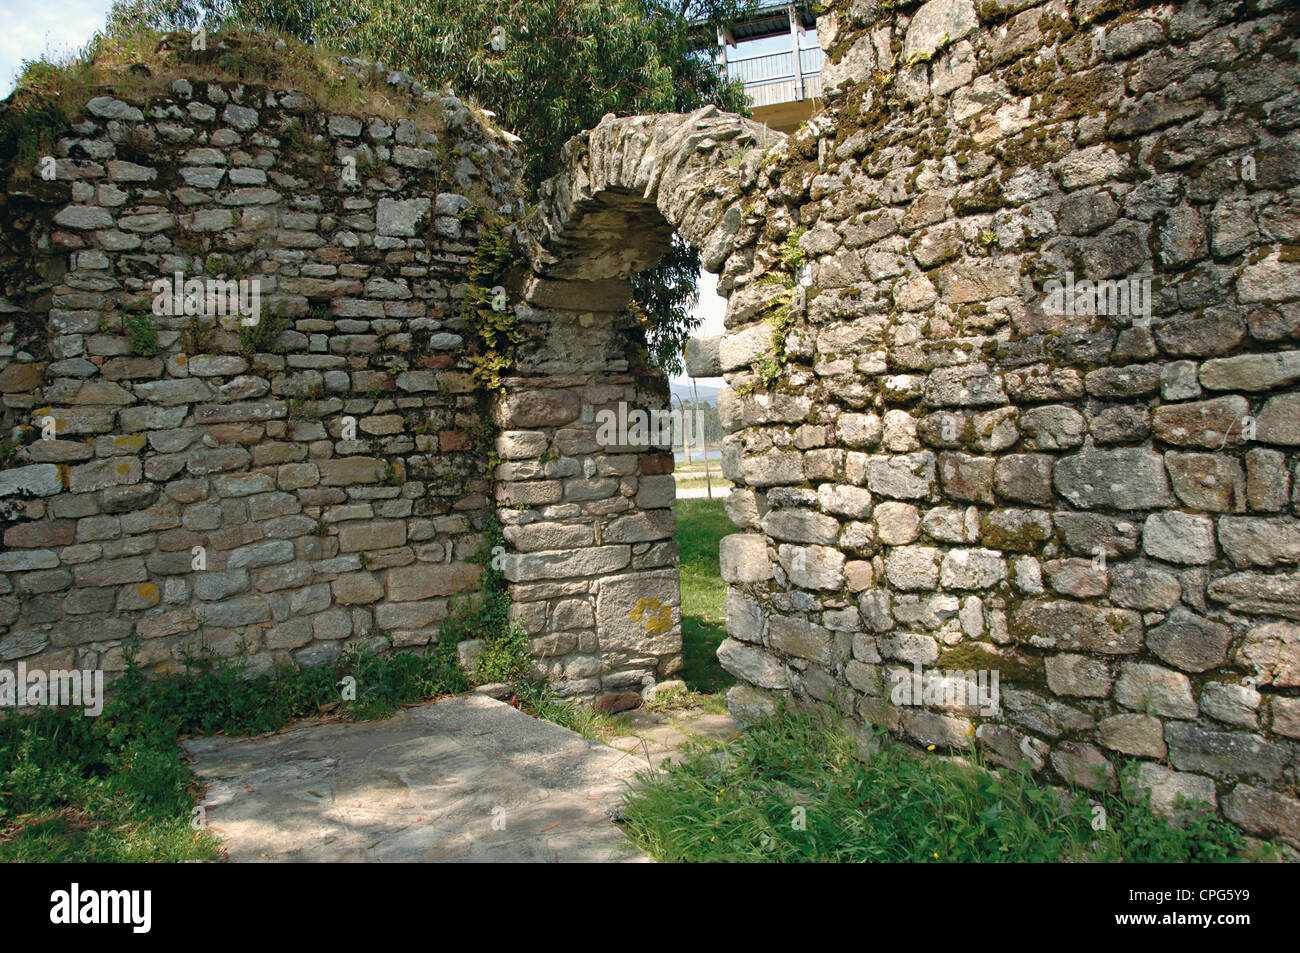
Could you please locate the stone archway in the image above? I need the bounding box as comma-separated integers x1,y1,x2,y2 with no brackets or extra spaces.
495,106,780,699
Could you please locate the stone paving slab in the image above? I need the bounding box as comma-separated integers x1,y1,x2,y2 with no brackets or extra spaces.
182,694,650,863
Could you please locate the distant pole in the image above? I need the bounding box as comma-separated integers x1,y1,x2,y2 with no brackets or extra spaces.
674,394,692,466
692,378,713,499
788,3,805,101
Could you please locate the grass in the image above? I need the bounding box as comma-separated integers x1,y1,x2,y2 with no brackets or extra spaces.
0,28,452,174
674,477,733,491
644,682,729,716
674,498,732,695
511,683,635,741
619,705,1271,864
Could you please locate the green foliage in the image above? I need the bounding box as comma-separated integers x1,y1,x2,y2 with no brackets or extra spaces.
434,513,517,663
756,342,783,389
460,215,519,393
0,425,38,471
643,681,727,716
163,0,752,189
339,642,469,720
425,513,534,691
620,706,1257,863
236,309,289,355
125,311,160,356
630,233,703,377
0,706,217,862
180,315,215,355
776,226,808,272
512,682,633,741
472,624,531,685
747,228,808,389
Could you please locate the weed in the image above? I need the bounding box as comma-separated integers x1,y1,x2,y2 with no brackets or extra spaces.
124,311,159,357
512,683,633,742
236,309,289,356
0,426,38,470
180,316,214,355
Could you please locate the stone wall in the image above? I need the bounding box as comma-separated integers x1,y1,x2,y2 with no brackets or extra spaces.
0,54,522,679
498,109,780,697
684,0,1299,850
3,0,1299,850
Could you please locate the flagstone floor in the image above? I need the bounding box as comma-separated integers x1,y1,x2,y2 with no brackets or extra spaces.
183,694,658,863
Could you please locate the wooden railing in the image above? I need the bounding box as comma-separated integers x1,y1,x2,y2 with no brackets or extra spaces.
725,46,824,107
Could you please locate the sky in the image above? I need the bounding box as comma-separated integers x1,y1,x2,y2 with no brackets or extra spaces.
0,0,114,97
677,270,726,391
0,0,736,389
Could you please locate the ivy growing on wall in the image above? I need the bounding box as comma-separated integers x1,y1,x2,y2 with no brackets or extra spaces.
461,215,519,396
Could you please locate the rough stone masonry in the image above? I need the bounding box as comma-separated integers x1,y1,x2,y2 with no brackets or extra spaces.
678,0,1298,851
518,0,1300,852
3,0,1300,851
0,55,522,678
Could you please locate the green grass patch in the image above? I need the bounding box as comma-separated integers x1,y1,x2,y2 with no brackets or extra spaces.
674,498,732,695
674,477,733,490
511,683,634,741
124,311,159,357
620,706,1262,863
644,682,729,716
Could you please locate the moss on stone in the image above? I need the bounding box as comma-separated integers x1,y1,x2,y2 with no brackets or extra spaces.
937,642,1045,687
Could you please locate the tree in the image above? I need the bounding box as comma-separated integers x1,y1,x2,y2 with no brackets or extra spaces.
106,0,756,374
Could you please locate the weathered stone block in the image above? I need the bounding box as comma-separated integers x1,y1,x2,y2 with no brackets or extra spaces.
1236,620,1299,687
719,533,772,584
1165,452,1245,513
1130,764,1217,816
1165,723,1288,782
1152,396,1251,448
725,587,764,644
1114,662,1198,719
595,570,680,657
1222,785,1300,849
778,544,845,590
761,508,840,545
1142,511,1217,565
1045,653,1113,697
1098,714,1166,759
503,546,630,583
1055,448,1174,510
1012,600,1143,654
1218,516,1300,568
884,545,940,590
938,548,1006,589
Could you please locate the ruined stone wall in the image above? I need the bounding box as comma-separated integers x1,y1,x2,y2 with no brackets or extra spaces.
0,58,521,680
704,0,1300,850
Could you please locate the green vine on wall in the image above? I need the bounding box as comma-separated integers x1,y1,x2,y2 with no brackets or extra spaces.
435,512,531,687
452,212,530,671
740,227,807,394
461,214,519,395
